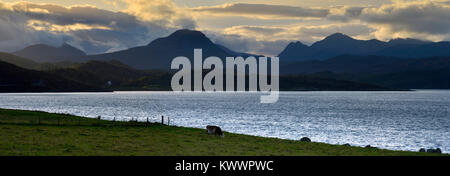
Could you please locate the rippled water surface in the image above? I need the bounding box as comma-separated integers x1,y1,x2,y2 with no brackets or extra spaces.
0,90,449,153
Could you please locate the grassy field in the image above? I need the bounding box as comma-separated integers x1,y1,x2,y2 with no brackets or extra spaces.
0,108,445,156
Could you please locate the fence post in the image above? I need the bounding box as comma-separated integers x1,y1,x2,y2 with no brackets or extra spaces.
146,117,149,126
161,116,164,125
97,116,101,126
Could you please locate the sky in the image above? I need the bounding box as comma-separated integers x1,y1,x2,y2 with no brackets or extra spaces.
1,0,450,56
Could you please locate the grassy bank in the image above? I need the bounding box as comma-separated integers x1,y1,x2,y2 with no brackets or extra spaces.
0,108,445,156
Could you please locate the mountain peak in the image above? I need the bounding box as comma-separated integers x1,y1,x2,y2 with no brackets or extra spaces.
291,41,307,46
285,41,308,49
95,29,248,69
323,33,354,41
278,41,310,60
167,29,208,40
13,43,86,62
148,29,212,46
170,29,205,36
19,43,84,53
310,33,357,49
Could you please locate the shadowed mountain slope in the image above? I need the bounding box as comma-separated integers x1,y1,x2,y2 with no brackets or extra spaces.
0,60,103,92
84,29,253,70
13,43,86,63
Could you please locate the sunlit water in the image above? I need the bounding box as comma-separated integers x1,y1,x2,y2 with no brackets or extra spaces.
0,90,449,153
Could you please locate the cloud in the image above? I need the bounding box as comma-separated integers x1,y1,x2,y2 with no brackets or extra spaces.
321,1,450,40
222,26,286,40
1,0,450,57
220,23,375,44
0,3,72,52
192,3,330,19
122,0,196,29
11,2,140,30
326,6,366,22
0,1,192,54
201,22,375,56
360,0,450,36
192,0,450,44
205,31,290,56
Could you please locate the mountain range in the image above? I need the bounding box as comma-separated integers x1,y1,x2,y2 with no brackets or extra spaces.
278,33,450,61
4,29,450,90
10,30,258,70
0,53,393,92
11,30,450,71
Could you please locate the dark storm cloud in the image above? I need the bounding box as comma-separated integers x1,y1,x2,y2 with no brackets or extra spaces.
13,3,136,26
360,1,450,35
0,2,174,54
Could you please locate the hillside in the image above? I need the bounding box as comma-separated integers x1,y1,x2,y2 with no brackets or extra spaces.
49,60,172,90
360,69,450,89
281,55,450,89
279,75,391,91
281,55,450,74
48,60,391,91
0,52,73,71
0,52,41,70
0,60,105,92
13,43,86,63
80,29,257,70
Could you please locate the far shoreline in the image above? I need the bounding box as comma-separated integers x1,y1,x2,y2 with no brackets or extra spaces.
0,88,420,94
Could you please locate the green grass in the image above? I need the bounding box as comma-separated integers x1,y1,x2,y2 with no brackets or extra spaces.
0,108,445,156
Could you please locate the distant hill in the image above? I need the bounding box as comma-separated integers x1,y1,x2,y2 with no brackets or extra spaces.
357,69,450,89
279,74,392,91
281,55,450,89
81,29,256,70
278,33,450,61
47,59,392,91
49,60,172,90
0,52,41,70
0,52,75,71
13,43,86,63
281,55,450,74
375,42,450,58
307,69,450,89
0,60,104,92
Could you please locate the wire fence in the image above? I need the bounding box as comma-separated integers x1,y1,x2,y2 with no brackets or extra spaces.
0,113,173,127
